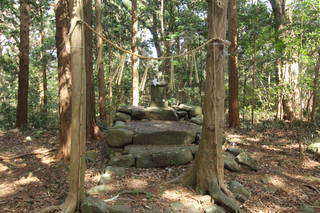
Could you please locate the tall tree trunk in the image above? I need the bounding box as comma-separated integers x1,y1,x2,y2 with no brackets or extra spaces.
181,0,239,212
39,8,48,115
61,0,86,211
131,0,139,106
227,0,240,128
310,48,320,122
16,0,30,128
84,0,101,140
96,0,107,121
56,0,72,160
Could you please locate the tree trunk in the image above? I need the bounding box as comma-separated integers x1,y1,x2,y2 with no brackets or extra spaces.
61,0,86,211
96,0,107,121
131,0,140,106
16,0,30,128
56,0,72,160
227,0,240,128
181,1,239,212
310,49,320,122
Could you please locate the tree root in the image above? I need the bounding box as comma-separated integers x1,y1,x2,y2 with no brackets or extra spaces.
104,189,154,202
0,148,57,161
209,180,240,213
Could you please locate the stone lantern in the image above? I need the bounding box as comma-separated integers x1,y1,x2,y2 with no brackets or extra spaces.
150,73,168,108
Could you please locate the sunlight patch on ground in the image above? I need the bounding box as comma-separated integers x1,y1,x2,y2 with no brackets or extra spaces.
0,162,9,173
127,178,148,189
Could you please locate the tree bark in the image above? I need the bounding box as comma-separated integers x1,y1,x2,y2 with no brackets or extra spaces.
56,0,72,160
131,0,140,106
61,0,86,211
227,0,240,128
181,1,239,212
16,0,30,128
96,0,107,121
310,49,320,122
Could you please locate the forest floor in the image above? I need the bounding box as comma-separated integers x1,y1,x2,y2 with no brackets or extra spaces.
0,121,319,213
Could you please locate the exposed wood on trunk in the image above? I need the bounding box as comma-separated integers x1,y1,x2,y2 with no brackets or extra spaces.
16,0,30,128
227,0,240,128
56,0,72,160
131,0,140,106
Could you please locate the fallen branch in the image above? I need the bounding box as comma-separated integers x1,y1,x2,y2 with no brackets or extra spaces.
0,148,57,161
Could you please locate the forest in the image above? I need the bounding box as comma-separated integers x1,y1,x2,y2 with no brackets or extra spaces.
0,0,320,212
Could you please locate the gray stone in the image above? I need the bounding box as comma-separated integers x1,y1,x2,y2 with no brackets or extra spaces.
108,154,135,167
298,204,316,213
190,115,203,125
136,148,193,168
226,148,243,156
176,110,188,119
106,128,133,148
177,104,193,112
117,105,132,115
88,185,110,194
204,205,226,213
307,143,320,157
114,112,131,122
170,201,203,213
81,196,108,213
99,173,112,185
235,152,258,171
150,83,168,108
114,121,127,128
144,107,178,121
228,181,251,202
133,130,195,145
105,146,123,158
131,106,147,120
223,152,242,172
104,166,126,177
107,204,132,213
190,106,202,117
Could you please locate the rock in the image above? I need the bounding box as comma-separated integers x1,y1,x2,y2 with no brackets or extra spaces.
223,152,242,172
86,151,98,162
298,204,316,213
113,121,127,128
177,104,193,112
107,204,132,213
204,205,226,213
228,181,251,202
176,110,188,119
99,173,112,185
190,106,202,117
144,107,179,121
81,196,108,213
106,128,133,148
133,129,195,145
108,154,135,167
131,106,147,120
88,185,110,194
190,115,203,125
105,147,123,158
104,166,127,177
226,148,243,156
235,152,258,171
170,201,203,213
114,112,131,122
135,148,193,168
307,143,320,157
117,105,133,115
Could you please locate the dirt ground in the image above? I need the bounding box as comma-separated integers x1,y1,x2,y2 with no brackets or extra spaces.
0,121,319,213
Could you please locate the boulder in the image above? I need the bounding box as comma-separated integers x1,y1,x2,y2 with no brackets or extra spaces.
307,143,320,157
133,130,195,145
88,185,110,194
81,196,108,213
117,105,132,115
131,107,146,120
104,166,127,177
235,152,258,171
298,204,316,213
223,152,242,172
144,107,178,121
113,121,127,128
114,112,131,122
204,205,226,213
108,154,135,167
135,148,193,168
169,201,203,213
107,204,132,213
86,151,98,162
106,128,133,148
190,106,202,117
226,148,243,156
105,146,123,158
190,115,203,125
176,110,188,119
228,181,251,202
176,104,194,111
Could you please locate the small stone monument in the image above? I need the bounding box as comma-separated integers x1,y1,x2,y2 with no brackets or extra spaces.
150,72,168,108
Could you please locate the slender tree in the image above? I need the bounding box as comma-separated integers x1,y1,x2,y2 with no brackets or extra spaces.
180,0,239,212
96,0,107,121
131,0,140,106
228,0,240,128
56,0,72,160
16,0,30,128
311,48,320,122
